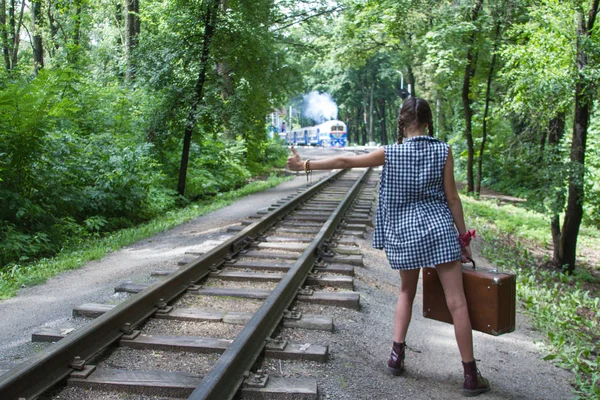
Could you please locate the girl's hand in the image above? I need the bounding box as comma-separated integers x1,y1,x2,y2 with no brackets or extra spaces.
287,146,303,171
461,245,472,263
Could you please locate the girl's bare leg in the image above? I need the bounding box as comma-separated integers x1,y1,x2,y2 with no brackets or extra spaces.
435,260,474,362
393,268,421,342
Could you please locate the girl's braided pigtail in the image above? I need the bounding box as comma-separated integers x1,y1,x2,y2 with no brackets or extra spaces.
428,120,434,137
397,119,404,144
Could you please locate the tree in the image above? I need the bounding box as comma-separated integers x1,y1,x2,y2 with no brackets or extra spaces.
475,0,524,194
32,0,44,74
560,0,599,273
1,0,25,70
124,0,140,81
500,0,600,272
177,0,219,196
461,0,484,194
0,0,306,270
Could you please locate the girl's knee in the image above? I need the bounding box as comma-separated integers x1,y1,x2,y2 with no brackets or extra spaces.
399,287,417,301
446,296,468,315
399,280,418,296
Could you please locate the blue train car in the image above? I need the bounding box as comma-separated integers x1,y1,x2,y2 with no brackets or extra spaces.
282,120,347,147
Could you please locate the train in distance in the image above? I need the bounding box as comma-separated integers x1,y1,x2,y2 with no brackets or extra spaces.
278,119,347,147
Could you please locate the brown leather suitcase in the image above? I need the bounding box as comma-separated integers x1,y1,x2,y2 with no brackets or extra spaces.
422,260,516,336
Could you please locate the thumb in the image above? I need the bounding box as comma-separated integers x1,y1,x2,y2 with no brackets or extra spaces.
290,146,299,156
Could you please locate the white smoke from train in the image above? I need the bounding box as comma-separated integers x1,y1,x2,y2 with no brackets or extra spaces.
303,91,338,123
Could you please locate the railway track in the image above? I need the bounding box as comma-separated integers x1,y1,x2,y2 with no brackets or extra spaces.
0,166,379,400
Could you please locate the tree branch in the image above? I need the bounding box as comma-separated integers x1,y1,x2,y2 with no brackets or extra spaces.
21,22,34,54
270,5,344,32
271,7,327,25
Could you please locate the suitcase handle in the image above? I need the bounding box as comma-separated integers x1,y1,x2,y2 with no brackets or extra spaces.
462,256,501,273
462,256,476,269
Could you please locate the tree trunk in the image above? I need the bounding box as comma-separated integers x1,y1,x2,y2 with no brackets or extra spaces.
388,102,396,144
344,115,350,145
215,0,233,106
73,0,83,46
548,114,565,153
560,83,588,273
548,112,565,266
539,109,548,155
47,1,60,57
377,97,387,145
476,20,499,195
9,0,14,51
354,107,363,145
368,86,374,144
5,0,25,70
558,3,598,273
442,95,455,142
215,62,233,98
177,0,219,196
462,64,475,193
362,102,368,145
124,0,140,81
32,0,44,74
359,105,365,145
437,98,446,142
407,64,415,97
360,95,368,145
1,0,10,70
215,60,233,138
462,0,483,194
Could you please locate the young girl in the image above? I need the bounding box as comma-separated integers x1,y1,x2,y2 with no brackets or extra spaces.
287,97,490,397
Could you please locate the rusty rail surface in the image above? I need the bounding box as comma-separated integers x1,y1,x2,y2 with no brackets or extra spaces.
189,167,371,400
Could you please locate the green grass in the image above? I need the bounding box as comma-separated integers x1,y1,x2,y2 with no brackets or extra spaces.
0,174,293,300
462,197,552,246
462,195,600,399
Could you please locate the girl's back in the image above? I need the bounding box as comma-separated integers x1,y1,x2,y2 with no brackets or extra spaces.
385,136,448,204
374,136,460,269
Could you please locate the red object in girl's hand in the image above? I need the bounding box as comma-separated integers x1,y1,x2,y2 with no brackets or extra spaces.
458,229,476,248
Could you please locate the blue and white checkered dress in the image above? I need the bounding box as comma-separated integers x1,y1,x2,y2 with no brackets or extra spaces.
372,136,461,269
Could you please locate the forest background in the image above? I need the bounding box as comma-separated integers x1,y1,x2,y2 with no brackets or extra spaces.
0,0,599,397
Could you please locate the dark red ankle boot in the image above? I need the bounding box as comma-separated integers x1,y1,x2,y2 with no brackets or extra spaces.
386,341,405,375
462,360,491,397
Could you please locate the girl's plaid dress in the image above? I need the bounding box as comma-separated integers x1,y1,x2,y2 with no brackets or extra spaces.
373,136,462,270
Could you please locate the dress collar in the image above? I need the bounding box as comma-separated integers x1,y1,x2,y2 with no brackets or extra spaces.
403,135,436,143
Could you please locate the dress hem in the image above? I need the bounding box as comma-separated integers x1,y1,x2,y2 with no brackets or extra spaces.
388,255,462,270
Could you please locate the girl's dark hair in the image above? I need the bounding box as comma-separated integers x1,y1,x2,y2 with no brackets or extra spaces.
396,97,434,144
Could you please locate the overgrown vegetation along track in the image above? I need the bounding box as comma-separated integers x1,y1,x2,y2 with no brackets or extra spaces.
0,166,378,400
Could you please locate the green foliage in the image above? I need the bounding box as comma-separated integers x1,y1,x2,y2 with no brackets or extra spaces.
423,17,473,85
496,0,600,236
499,0,575,122
584,116,600,228
0,173,293,299
462,195,600,399
0,0,299,271
136,0,298,171
262,137,290,169
185,136,251,199
0,69,170,267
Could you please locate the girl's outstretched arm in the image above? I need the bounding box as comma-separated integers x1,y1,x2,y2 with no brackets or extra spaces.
287,146,385,171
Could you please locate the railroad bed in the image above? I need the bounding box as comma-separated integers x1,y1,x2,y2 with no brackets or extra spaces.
0,167,379,400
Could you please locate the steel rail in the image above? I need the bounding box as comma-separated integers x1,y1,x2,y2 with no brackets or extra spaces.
0,169,346,400
189,167,372,400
